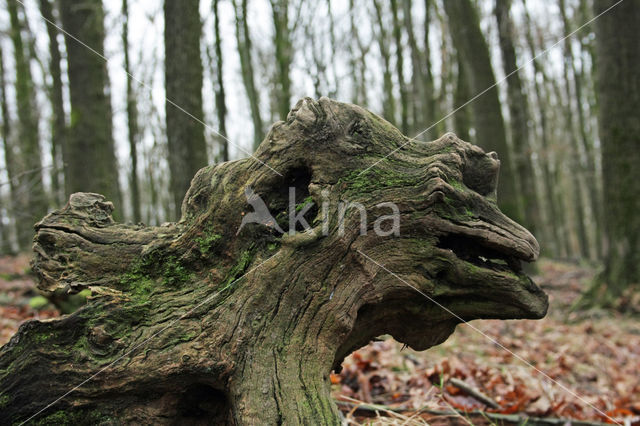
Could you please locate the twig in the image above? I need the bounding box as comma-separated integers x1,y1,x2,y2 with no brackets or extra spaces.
449,377,500,409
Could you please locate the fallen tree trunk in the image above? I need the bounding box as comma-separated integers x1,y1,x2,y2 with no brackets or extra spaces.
0,98,547,425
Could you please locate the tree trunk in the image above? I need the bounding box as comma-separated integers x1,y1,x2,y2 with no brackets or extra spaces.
421,0,439,138
233,0,264,149
122,0,141,223
585,0,640,303
0,98,547,424
164,0,207,220
442,0,523,224
348,0,369,106
8,0,48,249
39,0,66,207
59,0,122,214
494,0,541,238
521,1,563,257
403,0,423,135
453,56,472,142
0,45,18,252
373,0,396,126
391,0,409,134
270,0,293,121
213,0,229,162
557,0,590,260
558,0,602,259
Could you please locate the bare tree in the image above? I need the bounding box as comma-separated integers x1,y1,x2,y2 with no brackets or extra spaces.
233,0,264,149
164,0,207,219
8,0,48,248
443,0,523,223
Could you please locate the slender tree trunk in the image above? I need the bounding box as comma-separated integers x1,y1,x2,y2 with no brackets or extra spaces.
0,46,17,253
348,0,369,106
164,0,207,220
494,0,541,237
586,0,640,303
437,4,455,134
59,0,122,214
122,0,141,223
521,1,563,257
559,0,602,259
443,0,523,223
233,0,264,149
39,0,66,207
326,0,339,98
453,57,472,142
270,0,293,121
557,0,590,259
213,0,229,162
403,0,423,135
373,0,396,126
422,0,439,138
8,0,48,249
391,0,409,134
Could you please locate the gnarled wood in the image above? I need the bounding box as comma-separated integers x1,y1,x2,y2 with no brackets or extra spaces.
0,98,547,425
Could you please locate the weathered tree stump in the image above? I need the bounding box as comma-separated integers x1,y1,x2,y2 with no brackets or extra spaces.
0,98,547,424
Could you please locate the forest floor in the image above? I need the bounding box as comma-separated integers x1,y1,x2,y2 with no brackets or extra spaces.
0,255,639,425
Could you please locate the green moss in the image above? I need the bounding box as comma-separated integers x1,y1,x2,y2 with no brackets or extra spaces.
195,233,222,255
340,167,416,195
31,408,110,425
160,255,192,286
0,393,9,408
448,179,465,192
218,249,255,292
267,242,279,251
295,196,314,212
120,251,194,302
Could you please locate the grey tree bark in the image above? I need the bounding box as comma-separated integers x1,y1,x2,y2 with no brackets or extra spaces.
494,0,541,237
164,0,207,220
8,0,48,249
59,0,123,215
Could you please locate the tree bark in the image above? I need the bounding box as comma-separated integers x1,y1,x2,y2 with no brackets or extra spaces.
164,0,207,220
213,0,229,162
403,0,423,135
8,0,48,249
39,0,66,207
521,1,564,257
494,0,541,238
442,0,523,224
0,98,547,424
59,0,122,215
122,0,141,223
373,0,397,126
585,0,640,303
391,0,409,134
270,0,294,121
453,55,472,142
0,45,18,252
557,0,590,260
